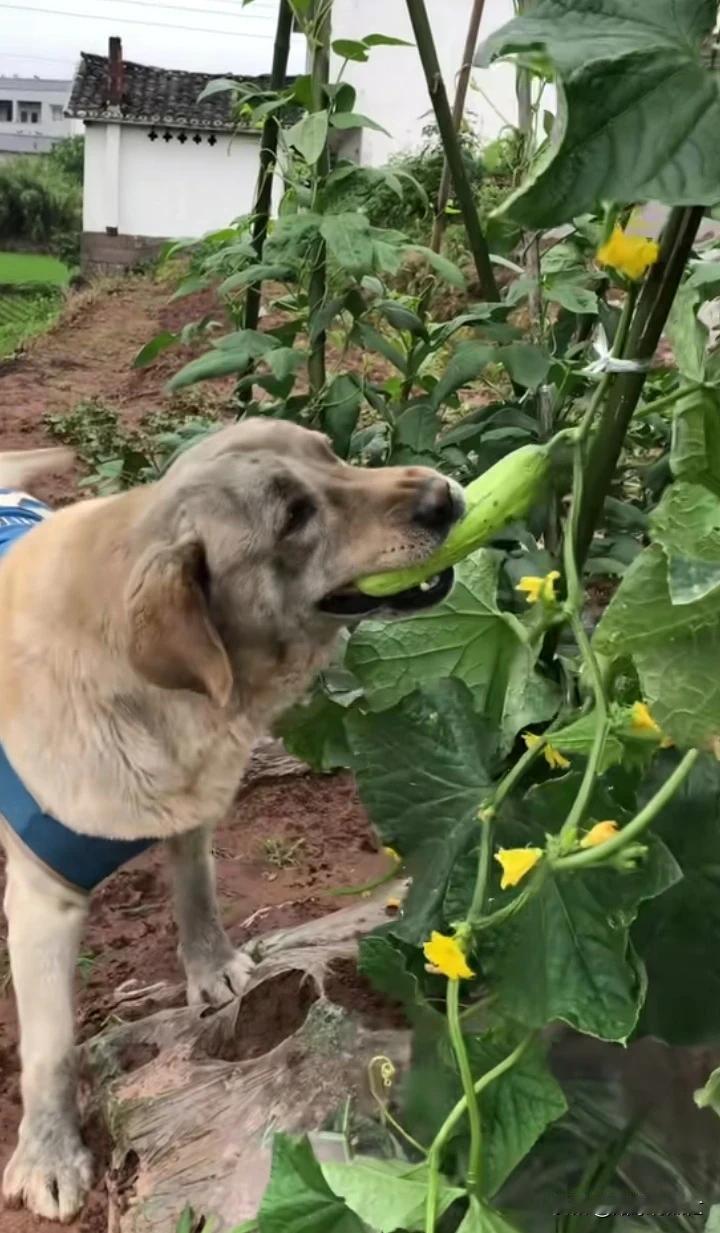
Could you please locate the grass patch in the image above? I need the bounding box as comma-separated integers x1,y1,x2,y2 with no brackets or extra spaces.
0,284,63,357
0,250,70,287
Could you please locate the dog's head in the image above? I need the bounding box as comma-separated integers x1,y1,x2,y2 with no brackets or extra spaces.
124,419,463,705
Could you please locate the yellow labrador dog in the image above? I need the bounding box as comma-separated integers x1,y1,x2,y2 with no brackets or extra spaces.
0,419,462,1222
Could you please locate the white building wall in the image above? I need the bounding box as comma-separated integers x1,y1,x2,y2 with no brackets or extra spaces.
330,0,541,164
0,78,80,140
83,122,264,240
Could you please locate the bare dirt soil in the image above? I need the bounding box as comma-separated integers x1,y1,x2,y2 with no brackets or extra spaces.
0,276,389,1232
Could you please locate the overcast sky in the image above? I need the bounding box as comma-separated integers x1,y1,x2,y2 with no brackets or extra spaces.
0,0,308,80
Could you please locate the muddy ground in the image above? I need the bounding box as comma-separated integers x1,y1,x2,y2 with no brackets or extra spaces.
0,276,390,1232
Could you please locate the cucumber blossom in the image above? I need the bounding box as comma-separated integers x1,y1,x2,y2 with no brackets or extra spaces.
357,443,550,597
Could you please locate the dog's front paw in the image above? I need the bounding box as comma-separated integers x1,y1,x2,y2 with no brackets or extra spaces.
185,948,255,1007
3,1120,93,1222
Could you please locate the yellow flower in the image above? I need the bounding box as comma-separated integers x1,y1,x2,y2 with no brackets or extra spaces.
629,701,673,747
630,701,661,735
597,226,660,281
580,820,619,848
523,731,571,771
516,570,560,605
495,847,543,890
383,846,401,863
422,931,475,981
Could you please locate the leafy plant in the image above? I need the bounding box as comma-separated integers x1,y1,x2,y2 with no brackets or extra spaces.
44,400,220,494
0,284,64,358
0,150,81,258
150,2,720,1229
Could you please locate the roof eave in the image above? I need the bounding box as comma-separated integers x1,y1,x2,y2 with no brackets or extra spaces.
65,111,260,135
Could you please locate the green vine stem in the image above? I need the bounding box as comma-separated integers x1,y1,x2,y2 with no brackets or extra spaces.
424,1032,535,1232
406,0,499,301
575,205,705,565
554,747,699,872
468,813,493,923
446,981,482,1194
367,1056,428,1157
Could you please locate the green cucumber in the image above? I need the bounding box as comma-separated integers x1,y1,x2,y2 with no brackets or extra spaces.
357,443,550,597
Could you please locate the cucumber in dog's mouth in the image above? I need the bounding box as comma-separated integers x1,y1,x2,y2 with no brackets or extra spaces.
318,567,454,618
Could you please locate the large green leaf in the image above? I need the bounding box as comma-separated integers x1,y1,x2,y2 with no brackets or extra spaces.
469,1033,567,1196
133,329,177,369
493,779,681,1041
666,282,709,383
408,244,467,290
480,0,714,76
286,111,329,164
594,544,720,658
499,343,551,391
346,553,559,752
166,348,253,390
167,329,279,390
481,1,720,225
321,214,375,275
651,480,720,604
633,629,720,749
358,935,437,1024
258,1135,368,1233
321,1159,463,1231
330,112,390,135
276,693,352,773
634,753,720,1045
265,213,322,264
219,264,297,295
346,680,494,941
430,343,498,410
671,388,720,485
457,1200,522,1233
402,1021,565,1201
320,374,363,458
594,542,720,747
544,282,598,315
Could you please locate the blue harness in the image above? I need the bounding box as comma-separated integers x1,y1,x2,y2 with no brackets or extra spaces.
0,492,155,893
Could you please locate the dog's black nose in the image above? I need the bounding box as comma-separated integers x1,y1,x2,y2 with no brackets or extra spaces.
412,477,461,534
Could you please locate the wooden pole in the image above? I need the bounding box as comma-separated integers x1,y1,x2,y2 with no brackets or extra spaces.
406,0,498,300
307,0,331,395
430,0,486,254
244,0,294,331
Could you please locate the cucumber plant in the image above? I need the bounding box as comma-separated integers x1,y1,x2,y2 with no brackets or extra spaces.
137,2,720,1229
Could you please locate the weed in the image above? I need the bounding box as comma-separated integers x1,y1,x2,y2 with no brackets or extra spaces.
262,836,306,869
77,951,99,983
44,400,220,494
0,946,12,995
0,285,64,358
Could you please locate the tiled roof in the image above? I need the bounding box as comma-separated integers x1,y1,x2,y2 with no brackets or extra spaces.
66,52,295,130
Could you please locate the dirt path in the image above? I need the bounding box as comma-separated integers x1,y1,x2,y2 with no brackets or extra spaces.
0,275,230,504
0,276,387,1232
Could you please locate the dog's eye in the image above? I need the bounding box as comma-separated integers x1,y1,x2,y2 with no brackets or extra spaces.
282,495,317,538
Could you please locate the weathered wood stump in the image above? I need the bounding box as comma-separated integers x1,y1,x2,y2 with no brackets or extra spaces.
85,738,408,1233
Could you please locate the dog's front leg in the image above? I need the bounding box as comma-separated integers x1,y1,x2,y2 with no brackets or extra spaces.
2,848,93,1221
167,827,254,1007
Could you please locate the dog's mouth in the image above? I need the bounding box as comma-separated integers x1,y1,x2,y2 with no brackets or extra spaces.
317,567,454,619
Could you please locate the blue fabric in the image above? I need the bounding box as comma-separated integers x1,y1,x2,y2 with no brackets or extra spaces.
0,494,155,891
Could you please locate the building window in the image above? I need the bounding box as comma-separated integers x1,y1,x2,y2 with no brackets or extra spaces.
0,100,12,122
19,101,41,124
51,104,64,121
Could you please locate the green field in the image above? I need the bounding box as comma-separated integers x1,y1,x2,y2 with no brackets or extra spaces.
0,250,70,287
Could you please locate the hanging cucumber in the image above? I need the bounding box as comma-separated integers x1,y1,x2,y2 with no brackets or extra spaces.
357,443,550,597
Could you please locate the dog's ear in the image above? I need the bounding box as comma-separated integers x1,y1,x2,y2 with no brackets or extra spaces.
125,538,233,707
